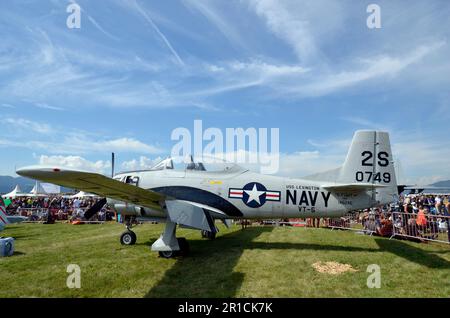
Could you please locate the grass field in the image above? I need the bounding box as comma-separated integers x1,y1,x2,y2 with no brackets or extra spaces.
0,222,449,298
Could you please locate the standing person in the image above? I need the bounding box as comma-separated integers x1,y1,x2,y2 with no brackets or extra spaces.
416,205,427,232
404,195,411,212
435,195,442,215
445,198,450,243
313,218,320,228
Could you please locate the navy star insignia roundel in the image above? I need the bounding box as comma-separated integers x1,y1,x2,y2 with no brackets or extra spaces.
228,182,281,208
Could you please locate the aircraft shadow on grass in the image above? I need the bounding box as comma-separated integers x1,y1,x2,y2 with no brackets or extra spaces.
143,228,450,297
144,227,273,298
144,227,435,298
375,238,450,270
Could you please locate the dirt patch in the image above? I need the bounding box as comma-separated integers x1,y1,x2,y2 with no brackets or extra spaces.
312,261,358,275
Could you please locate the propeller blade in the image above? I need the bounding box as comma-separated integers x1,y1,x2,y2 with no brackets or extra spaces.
84,198,107,220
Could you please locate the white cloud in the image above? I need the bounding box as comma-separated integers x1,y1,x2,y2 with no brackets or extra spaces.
291,42,446,97
25,136,164,155
249,0,317,63
121,156,163,171
277,151,343,177
182,0,247,50
35,103,64,111
4,117,53,134
0,116,164,155
228,60,309,78
248,0,344,64
96,138,163,154
340,116,389,131
87,15,120,41
39,155,111,173
129,0,184,66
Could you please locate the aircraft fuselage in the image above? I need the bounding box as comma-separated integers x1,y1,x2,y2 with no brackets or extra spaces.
112,169,374,220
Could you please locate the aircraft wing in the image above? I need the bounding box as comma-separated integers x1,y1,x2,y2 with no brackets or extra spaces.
322,183,388,191
16,166,164,211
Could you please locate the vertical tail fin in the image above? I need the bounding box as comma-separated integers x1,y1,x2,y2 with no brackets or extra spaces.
338,130,398,206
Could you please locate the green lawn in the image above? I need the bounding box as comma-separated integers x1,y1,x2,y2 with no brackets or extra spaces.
0,222,449,298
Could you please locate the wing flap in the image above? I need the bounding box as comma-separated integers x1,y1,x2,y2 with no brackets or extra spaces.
16,166,164,210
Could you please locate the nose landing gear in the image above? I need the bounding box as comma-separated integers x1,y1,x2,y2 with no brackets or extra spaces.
120,217,137,245
120,230,137,245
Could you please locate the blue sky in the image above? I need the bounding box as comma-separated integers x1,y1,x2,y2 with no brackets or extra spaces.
0,0,449,184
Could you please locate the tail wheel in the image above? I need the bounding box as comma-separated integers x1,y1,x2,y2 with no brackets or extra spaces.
120,231,137,245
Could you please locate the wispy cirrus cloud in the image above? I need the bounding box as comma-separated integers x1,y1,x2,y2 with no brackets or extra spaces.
1,115,164,155
35,103,64,111
182,0,247,51
127,0,184,66
4,117,53,134
1,103,15,109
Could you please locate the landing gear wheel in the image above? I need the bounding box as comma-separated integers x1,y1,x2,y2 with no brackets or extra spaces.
177,237,190,256
158,238,189,258
120,231,137,245
159,250,176,258
201,230,216,240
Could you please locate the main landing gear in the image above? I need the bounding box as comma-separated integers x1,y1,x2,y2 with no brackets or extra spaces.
201,230,216,240
151,221,190,258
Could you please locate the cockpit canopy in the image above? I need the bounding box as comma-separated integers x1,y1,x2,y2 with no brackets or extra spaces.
149,156,246,173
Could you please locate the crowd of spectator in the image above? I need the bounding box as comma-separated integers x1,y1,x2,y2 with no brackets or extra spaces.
297,194,450,243
5,196,115,222
339,194,450,242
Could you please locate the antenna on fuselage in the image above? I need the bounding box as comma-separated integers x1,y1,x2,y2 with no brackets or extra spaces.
111,152,115,178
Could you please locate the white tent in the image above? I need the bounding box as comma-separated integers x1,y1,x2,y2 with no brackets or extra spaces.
28,182,48,197
2,185,29,199
71,191,98,198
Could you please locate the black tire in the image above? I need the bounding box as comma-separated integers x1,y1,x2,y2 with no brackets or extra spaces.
202,230,216,240
120,231,137,245
159,250,176,258
158,238,189,258
177,237,190,256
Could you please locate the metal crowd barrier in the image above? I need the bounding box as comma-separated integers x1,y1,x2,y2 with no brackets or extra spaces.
327,212,376,235
391,211,450,244
261,220,307,226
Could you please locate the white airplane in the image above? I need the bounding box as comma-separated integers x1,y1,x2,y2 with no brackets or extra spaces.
0,197,27,232
17,130,398,258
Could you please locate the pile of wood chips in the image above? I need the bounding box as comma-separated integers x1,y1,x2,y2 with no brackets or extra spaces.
312,261,358,275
